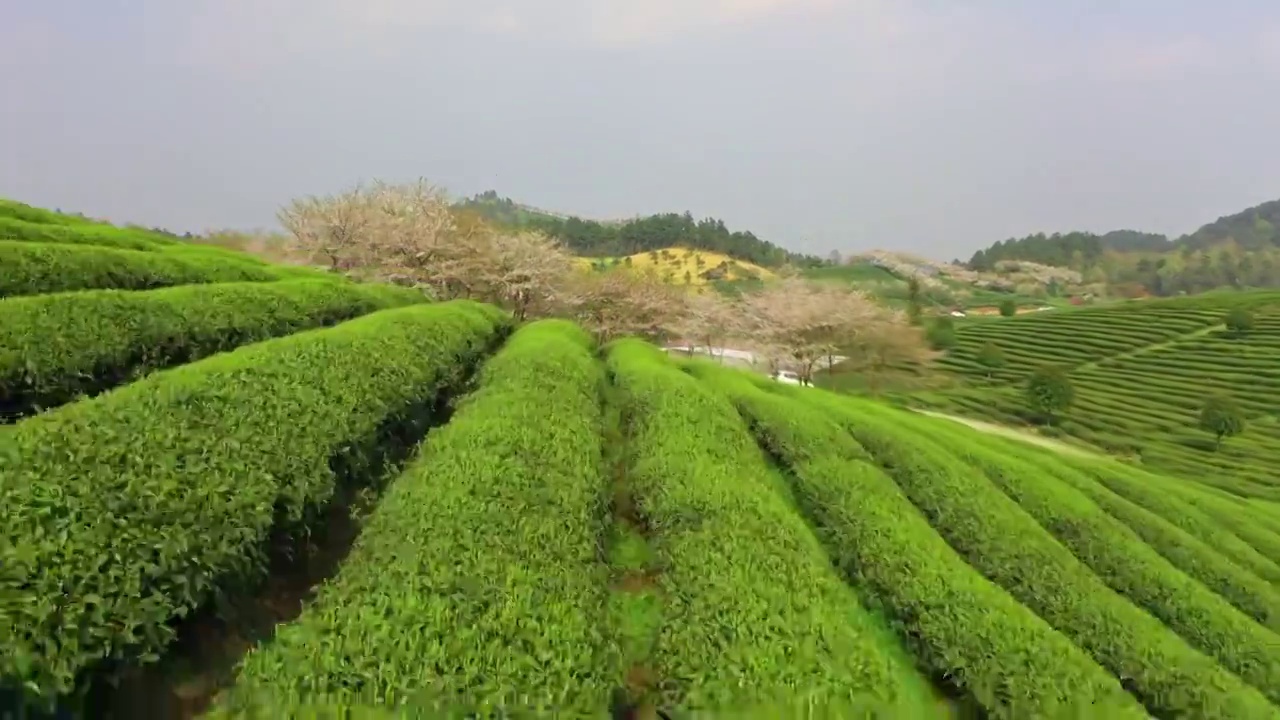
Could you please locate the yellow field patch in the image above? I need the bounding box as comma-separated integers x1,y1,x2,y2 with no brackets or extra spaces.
573,247,775,286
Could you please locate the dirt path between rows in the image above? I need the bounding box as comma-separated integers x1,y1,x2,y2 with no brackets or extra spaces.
911,410,1097,458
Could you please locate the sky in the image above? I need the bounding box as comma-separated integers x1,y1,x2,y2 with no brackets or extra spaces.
2,1,1279,259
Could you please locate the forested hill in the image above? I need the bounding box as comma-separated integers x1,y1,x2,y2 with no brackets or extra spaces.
968,197,1280,271
454,191,823,268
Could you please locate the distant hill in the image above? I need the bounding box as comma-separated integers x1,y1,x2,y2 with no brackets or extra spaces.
964,197,1280,297
454,190,823,269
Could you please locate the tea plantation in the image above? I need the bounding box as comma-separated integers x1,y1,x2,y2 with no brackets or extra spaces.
3,202,1280,718
919,292,1280,501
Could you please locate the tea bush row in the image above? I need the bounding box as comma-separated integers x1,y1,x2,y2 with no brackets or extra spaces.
0,215,173,251
818,395,1279,718
1068,459,1280,584
0,279,426,420
220,320,618,714
0,199,99,227
685,362,1142,719
1003,446,1280,635
0,240,282,298
600,340,912,714
0,301,509,705
915,416,1280,703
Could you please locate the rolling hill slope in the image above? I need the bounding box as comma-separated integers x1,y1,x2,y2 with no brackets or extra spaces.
3,200,1280,719
912,291,1280,499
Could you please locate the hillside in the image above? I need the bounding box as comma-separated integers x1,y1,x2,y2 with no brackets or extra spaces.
4,199,1280,718
965,197,1280,297
909,290,1280,500
455,190,823,269
573,246,775,287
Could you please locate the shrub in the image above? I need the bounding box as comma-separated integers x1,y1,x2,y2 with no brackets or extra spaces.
974,341,1005,378
0,301,509,706
998,298,1017,317
687,363,1141,719
1198,394,1246,449
926,316,957,350
922,419,1280,703
820,395,1279,719
0,216,170,251
601,340,910,713
0,280,426,421
1224,307,1255,337
1024,364,1074,422
0,241,279,298
220,320,617,714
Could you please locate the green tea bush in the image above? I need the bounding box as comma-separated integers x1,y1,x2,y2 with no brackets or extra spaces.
0,199,99,227
0,215,172,251
818,395,1279,719
0,280,426,420
0,301,509,705
0,241,279,297
602,340,910,713
1067,459,1280,585
917,417,1280,702
221,319,618,714
1003,447,1280,642
685,362,1141,719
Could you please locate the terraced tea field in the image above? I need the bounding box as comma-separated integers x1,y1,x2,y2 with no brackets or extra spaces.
4,201,1280,718
919,292,1280,500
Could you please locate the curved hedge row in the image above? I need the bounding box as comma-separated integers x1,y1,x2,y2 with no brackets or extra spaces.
0,241,279,298
1068,458,1280,585
219,320,617,714
0,215,173,251
0,301,509,706
818,395,1279,719
0,199,98,227
602,341,912,714
685,362,1142,719
917,416,1280,703
0,280,426,421
1005,446,1280,638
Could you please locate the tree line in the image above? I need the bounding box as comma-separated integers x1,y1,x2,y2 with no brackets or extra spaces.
454,190,825,269
966,199,1280,297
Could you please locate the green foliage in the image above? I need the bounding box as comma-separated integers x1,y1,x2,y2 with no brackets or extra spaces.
221,320,616,713
998,298,1017,317
0,301,509,704
1010,451,1280,635
925,316,957,350
974,342,1005,377
0,199,99,227
0,240,281,298
922,420,1280,704
455,190,823,268
1225,306,1255,337
1199,394,1246,448
0,279,425,420
0,215,173,251
687,364,1141,718
1024,365,1074,420
602,340,909,713
927,291,1280,494
824,396,1280,718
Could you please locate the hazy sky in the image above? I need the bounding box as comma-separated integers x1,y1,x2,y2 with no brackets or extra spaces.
3,1,1278,259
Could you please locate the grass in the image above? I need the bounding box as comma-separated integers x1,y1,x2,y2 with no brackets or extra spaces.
5,198,1280,718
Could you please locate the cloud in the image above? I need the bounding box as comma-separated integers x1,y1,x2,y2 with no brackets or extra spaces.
1259,25,1280,69
1092,33,1219,79
169,0,913,67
